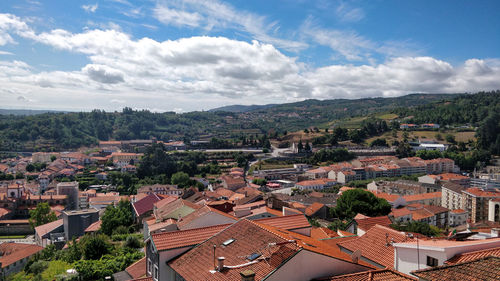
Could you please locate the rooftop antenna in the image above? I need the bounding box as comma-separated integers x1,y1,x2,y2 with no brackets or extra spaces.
213,244,217,271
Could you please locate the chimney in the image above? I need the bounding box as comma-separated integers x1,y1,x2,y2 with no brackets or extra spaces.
240,270,255,281
217,257,225,271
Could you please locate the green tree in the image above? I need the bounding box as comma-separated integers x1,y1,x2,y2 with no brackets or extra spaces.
327,220,348,231
80,234,113,260
171,172,190,188
29,202,57,229
445,134,456,144
369,138,388,147
100,199,133,236
391,220,440,237
252,178,267,186
333,189,391,220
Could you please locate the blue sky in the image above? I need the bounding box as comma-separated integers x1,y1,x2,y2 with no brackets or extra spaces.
0,0,499,112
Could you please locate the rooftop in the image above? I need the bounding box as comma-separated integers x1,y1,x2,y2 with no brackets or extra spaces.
254,214,310,231
34,219,63,237
315,268,417,281
132,193,161,216
0,243,44,268
445,246,500,265
412,256,500,281
355,216,392,232
151,224,230,251
403,192,442,202
338,224,412,268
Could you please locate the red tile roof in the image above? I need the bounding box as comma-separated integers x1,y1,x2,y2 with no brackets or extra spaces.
0,243,43,268
34,219,63,237
403,192,441,202
151,224,230,251
445,246,500,265
154,198,202,220
153,196,178,209
311,227,339,240
464,187,500,198
84,220,102,233
254,214,310,231
132,193,161,216
338,225,413,268
125,257,146,279
305,202,325,216
316,268,417,280
412,256,500,281
176,205,237,229
355,216,392,232
168,219,372,281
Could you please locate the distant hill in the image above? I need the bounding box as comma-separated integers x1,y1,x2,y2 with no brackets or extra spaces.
0,92,476,151
209,103,277,112
0,109,68,116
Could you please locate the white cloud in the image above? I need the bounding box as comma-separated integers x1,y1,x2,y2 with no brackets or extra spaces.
153,0,307,52
0,13,499,112
0,50,13,55
336,2,365,23
82,3,98,13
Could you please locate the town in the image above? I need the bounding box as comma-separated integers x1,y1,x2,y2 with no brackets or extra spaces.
0,115,499,281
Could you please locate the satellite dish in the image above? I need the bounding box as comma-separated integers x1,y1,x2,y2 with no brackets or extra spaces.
351,249,362,263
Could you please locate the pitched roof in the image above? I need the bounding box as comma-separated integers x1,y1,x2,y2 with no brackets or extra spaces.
177,205,237,230
315,268,417,280
151,224,230,251
168,219,372,281
34,219,63,238
153,196,178,209
0,243,44,268
338,224,412,268
125,257,146,279
84,220,102,233
311,227,339,240
305,202,326,216
463,187,500,198
445,246,500,265
132,193,161,216
355,216,392,232
403,192,441,202
254,214,310,231
412,256,500,281
155,198,202,220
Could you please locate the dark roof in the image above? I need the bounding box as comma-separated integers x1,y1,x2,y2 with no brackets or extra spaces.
442,182,467,193
132,193,161,216
412,256,500,281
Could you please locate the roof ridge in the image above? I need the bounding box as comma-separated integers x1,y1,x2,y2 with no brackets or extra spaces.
413,256,500,273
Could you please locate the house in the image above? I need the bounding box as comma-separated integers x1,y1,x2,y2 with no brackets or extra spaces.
89,195,125,210
176,205,237,231
295,179,336,190
153,198,201,221
402,192,442,206
132,193,162,224
489,198,500,223
253,214,312,236
449,209,468,227
34,219,64,247
84,220,102,234
137,184,183,196
305,167,332,179
393,237,500,275
412,256,500,281
338,224,414,269
156,219,372,281
345,215,392,236
111,152,142,167
444,246,500,264
0,243,44,276
305,202,327,219
372,192,406,208
113,257,147,281
220,175,247,191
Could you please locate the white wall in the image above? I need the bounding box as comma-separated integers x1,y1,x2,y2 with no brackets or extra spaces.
266,249,370,281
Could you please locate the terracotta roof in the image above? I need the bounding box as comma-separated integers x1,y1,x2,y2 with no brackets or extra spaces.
148,219,177,233
132,193,161,216
437,173,469,181
395,237,500,248
151,224,230,251
84,220,102,233
390,208,412,218
464,187,500,198
215,188,235,198
315,268,417,280
153,196,178,209
0,243,43,268
372,192,401,202
254,214,310,231
305,202,325,216
34,219,63,238
355,216,392,232
177,206,237,230
311,227,339,240
445,246,500,264
411,209,434,220
338,224,413,268
125,257,146,279
450,209,467,214
296,178,336,186
403,192,441,202
130,277,152,281
412,256,500,281
155,198,201,220
168,219,372,281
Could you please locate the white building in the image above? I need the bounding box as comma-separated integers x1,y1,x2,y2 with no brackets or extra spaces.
393,238,500,275
449,209,468,227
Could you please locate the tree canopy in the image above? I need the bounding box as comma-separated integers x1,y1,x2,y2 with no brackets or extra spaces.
332,189,391,220
28,202,57,229
100,199,133,236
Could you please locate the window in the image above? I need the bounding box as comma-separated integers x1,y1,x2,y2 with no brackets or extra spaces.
426,256,438,267
147,258,151,275
154,265,159,281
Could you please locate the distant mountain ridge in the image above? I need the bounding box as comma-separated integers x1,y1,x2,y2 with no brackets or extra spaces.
209,103,278,112
0,109,69,116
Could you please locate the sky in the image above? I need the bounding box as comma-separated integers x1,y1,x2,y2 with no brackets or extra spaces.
0,0,499,112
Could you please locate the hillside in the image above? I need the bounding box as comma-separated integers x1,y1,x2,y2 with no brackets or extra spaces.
0,92,475,152
208,104,277,112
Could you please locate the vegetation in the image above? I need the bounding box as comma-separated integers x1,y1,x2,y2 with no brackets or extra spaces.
29,202,57,229
100,199,134,236
332,189,391,220
391,220,441,237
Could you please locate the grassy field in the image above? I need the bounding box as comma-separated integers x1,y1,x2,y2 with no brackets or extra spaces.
375,113,399,120
0,235,26,239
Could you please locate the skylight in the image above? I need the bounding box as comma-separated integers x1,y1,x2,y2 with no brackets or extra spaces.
222,238,235,246
247,253,261,261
